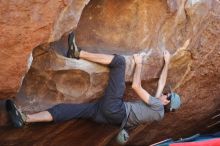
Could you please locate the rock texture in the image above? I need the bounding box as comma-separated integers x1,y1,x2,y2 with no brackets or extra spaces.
0,0,89,99
0,0,220,146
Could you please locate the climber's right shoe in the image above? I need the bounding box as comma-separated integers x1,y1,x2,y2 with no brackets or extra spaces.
66,32,81,59
6,99,27,128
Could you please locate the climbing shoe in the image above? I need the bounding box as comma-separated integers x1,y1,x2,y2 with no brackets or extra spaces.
66,32,81,59
6,99,27,128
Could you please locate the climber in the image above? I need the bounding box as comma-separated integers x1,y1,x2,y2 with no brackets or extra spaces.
6,32,181,141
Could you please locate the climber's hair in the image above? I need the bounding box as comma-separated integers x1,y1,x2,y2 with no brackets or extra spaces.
163,92,176,113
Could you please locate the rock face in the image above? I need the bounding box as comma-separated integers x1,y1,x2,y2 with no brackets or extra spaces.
0,0,220,146
0,0,89,99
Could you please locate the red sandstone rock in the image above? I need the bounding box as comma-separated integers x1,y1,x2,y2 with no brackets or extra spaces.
0,0,89,99
15,38,162,113
0,0,220,146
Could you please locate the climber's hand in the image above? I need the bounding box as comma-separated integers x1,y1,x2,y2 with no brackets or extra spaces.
163,50,171,64
133,54,143,64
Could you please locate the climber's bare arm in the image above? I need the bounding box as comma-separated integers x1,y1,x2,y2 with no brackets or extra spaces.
132,54,151,104
155,50,171,98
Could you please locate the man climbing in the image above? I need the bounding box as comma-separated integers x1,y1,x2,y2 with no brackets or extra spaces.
6,32,181,141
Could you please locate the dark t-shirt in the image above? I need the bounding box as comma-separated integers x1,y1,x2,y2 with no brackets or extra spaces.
124,96,164,127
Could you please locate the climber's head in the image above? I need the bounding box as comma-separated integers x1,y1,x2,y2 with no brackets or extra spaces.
164,92,181,112
160,86,181,112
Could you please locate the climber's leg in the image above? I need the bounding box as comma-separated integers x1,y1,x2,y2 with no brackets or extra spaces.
79,50,114,65
26,111,53,123
46,102,98,123
98,55,127,124
66,32,114,65
25,102,99,123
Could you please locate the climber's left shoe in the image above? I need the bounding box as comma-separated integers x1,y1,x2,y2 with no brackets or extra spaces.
6,99,27,128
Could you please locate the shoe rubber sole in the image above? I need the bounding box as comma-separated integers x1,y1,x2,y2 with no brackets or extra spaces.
67,32,81,59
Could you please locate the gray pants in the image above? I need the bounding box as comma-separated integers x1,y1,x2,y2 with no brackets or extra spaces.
47,55,126,125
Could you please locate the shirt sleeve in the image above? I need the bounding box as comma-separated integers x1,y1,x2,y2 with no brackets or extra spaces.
148,96,164,111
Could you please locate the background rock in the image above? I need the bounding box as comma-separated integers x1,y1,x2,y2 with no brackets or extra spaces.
0,0,89,99
0,0,220,145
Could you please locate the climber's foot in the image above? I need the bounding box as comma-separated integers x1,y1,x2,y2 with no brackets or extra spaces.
66,32,81,59
6,99,26,128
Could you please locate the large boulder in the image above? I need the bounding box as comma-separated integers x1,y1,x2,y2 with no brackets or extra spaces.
0,0,220,145
0,0,89,99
